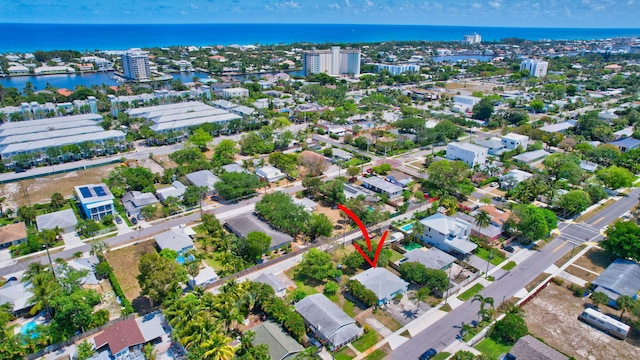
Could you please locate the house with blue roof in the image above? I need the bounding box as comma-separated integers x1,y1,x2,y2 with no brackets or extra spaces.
608,137,640,153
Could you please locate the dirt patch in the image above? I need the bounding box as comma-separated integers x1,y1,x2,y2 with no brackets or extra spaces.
315,205,345,231
0,165,117,209
573,248,617,274
93,279,123,321
445,81,505,93
104,241,157,301
564,265,599,282
525,272,551,292
137,158,165,175
524,282,640,360
152,154,178,169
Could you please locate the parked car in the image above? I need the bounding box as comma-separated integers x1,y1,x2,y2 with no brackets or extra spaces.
137,213,144,220
115,216,122,224
419,348,438,360
502,245,515,253
131,217,138,225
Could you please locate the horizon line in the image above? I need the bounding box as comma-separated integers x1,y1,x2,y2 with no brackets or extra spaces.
2,22,640,30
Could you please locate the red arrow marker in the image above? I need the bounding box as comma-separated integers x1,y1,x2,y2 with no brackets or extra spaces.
338,203,389,268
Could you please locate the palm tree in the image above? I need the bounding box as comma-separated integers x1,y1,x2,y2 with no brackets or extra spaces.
472,294,495,322
180,316,220,350
616,295,635,321
201,333,235,360
89,240,110,257
590,292,609,309
474,210,491,230
501,302,525,317
409,219,427,244
28,272,59,318
409,287,430,312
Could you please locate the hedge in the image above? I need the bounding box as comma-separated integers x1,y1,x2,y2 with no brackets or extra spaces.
100,261,135,315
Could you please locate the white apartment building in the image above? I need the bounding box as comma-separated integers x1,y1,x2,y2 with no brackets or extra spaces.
302,46,360,75
221,87,249,99
446,141,488,167
463,33,482,44
520,59,548,77
501,133,529,150
375,63,420,75
452,95,481,113
121,48,150,81
418,213,478,257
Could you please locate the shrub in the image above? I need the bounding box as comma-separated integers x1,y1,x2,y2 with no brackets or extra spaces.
324,281,339,296
489,313,528,345
346,279,378,308
552,277,565,285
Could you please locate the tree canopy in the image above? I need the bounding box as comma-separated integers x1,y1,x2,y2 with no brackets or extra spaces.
214,171,262,200
137,252,187,307
601,220,640,262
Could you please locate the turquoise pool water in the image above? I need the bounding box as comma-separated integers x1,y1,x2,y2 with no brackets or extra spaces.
400,223,414,232
402,242,423,251
20,321,39,339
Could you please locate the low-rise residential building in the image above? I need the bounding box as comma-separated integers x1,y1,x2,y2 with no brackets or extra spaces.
0,279,33,315
251,321,304,360
189,266,218,288
154,228,195,255
92,313,168,359
256,165,285,182
0,222,27,249
225,214,293,251
456,212,503,242
156,181,187,202
475,139,506,156
501,133,529,150
75,184,115,220
331,148,353,162
343,183,374,200
399,247,456,271
592,259,640,305
121,191,159,218
294,293,363,350
418,213,478,257
185,170,221,197
221,162,248,173
360,176,403,198
539,120,576,133
446,142,488,167
512,150,550,164
254,273,288,297
500,169,533,189
350,267,409,305
222,87,249,98
506,334,568,360
36,208,78,234
608,137,640,153
452,95,481,113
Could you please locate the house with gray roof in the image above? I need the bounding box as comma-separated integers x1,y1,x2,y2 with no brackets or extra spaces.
0,280,33,315
331,148,353,162
592,258,640,305
294,293,363,350
608,137,640,153
539,120,576,133
185,170,221,196
418,213,477,257
399,247,456,271
154,228,194,254
189,266,218,288
506,334,568,360
224,213,292,251
456,212,503,242
251,321,304,360
361,176,403,198
475,139,506,155
254,273,288,297
36,208,78,234
65,256,100,286
121,191,159,217
221,163,247,173
351,267,409,305
512,150,550,164
155,181,186,202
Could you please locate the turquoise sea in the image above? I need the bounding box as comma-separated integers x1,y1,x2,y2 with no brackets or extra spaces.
1,23,639,53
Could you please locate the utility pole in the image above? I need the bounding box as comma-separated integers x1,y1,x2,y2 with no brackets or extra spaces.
485,248,493,279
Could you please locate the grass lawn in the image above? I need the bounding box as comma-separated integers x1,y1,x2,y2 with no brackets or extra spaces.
352,329,381,352
389,249,405,263
366,349,387,360
502,261,517,271
343,298,357,317
475,337,512,359
475,248,506,266
457,283,484,301
335,347,356,360
104,241,156,300
204,254,224,272
432,352,451,360
284,268,320,295
372,309,402,331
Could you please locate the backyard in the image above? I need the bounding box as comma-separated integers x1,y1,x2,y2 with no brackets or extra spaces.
104,240,156,301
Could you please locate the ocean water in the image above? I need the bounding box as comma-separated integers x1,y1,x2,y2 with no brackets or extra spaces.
1,23,639,53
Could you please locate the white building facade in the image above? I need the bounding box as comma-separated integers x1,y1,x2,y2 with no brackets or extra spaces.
501,133,529,150
446,142,488,167
121,48,150,81
302,47,361,76
520,59,548,77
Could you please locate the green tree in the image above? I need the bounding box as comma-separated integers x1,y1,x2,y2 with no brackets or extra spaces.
597,165,635,189
189,128,213,151
616,295,636,321
489,313,528,345
555,190,591,217
347,166,360,178
472,97,494,121
474,209,491,229
409,287,430,312
76,340,96,360
201,333,235,360
426,160,471,197
240,232,271,262
137,252,187,307
529,100,544,113
452,350,476,360
590,292,609,309
473,294,495,322
307,213,333,240
296,248,334,282
183,185,208,208
511,204,557,244
214,171,262,200
343,251,365,270
542,153,583,184
211,140,237,167
324,281,339,296
49,192,65,210
601,220,640,262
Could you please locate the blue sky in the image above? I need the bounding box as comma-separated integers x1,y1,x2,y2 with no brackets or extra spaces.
2,0,640,28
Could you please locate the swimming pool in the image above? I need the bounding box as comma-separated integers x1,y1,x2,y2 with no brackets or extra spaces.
400,223,414,232
402,242,423,251
176,254,196,264
20,321,39,339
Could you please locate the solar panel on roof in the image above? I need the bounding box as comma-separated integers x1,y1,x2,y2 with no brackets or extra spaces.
93,186,107,197
79,187,93,198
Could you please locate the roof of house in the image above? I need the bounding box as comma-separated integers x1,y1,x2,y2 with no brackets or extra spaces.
154,228,194,252
508,335,568,360
539,120,576,133
94,318,146,355
447,141,487,153
224,214,293,249
609,137,640,149
222,163,247,173
500,169,533,183
456,213,502,239
252,321,304,360
592,258,640,300
74,183,114,204
0,222,27,245
36,208,78,231
331,148,353,159
185,170,221,191
135,312,167,343
66,256,100,286
294,294,363,347
350,268,408,301
343,183,370,199
212,99,237,109
402,247,456,270
122,191,159,211
503,133,529,141
254,273,288,293
0,280,33,312
478,205,510,226
420,213,478,254
156,181,187,201
191,266,218,287
292,197,318,211
579,160,599,172
256,166,284,178
475,139,505,150
512,150,550,163
360,176,403,194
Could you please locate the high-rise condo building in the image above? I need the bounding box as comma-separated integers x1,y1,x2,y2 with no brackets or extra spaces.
302,46,361,76
463,33,482,44
520,59,549,77
121,48,151,81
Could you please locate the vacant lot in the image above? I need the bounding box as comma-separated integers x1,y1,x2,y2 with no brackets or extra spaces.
524,282,640,360
0,165,117,209
104,241,157,301
574,248,617,274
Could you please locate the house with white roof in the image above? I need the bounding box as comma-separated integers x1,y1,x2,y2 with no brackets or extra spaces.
399,247,456,271
255,165,285,182
418,213,478,257
499,169,533,190
350,267,409,305
154,228,195,254
446,142,488,167
185,170,221,197
189,266,218,288
512,149,550,164
360,176,403,198
254,273,288,297
155,181,186,202
0,279,33,315
501,133,529,150
36,208,78,234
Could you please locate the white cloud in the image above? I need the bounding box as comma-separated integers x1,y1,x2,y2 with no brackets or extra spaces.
275,1,301,9
328,3,341,9
189,3,200,10
489,1,502,9
472,3,482,8
345,0,352,8
364,0,374,7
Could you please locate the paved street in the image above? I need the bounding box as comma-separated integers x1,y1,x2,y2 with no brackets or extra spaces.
388,187,640,359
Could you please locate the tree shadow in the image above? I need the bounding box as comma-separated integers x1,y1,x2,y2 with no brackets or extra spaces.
132,296,153,313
